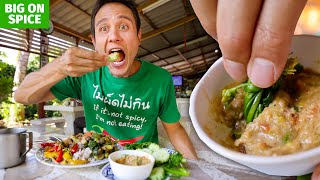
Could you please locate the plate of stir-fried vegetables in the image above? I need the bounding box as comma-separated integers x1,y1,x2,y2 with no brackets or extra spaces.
35,131,120,168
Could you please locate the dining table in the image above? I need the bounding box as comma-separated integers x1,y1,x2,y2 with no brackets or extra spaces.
0,117,295,180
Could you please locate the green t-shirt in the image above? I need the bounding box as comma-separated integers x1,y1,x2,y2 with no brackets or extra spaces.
50,60,180,143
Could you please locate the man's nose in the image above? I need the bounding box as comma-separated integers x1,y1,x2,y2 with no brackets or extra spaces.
108,28,121,43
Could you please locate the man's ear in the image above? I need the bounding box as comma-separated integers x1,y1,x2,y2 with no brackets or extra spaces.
138,29,142,44
90,34,96,47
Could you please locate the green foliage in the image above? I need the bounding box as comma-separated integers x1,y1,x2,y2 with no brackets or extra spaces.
0,101,11,120
45,98,63,117
27,53,40,74
10,103,25,122
0,60,15,103
24,104,38,120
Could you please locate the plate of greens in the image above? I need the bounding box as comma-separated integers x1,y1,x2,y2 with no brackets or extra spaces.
100,142,190,180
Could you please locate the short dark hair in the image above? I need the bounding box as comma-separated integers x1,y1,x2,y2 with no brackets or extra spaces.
91,0,141,39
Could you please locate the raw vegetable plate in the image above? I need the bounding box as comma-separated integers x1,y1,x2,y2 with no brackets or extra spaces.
35,147,110,168
100,148,175,180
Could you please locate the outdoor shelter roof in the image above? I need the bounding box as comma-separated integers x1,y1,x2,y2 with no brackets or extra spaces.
1,0,221,79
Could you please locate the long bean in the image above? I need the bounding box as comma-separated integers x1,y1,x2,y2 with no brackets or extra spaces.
246,90,263,123
243,92,256,119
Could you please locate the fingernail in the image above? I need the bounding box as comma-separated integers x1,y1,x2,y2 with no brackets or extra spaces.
249,58,275,88
223,58,247,82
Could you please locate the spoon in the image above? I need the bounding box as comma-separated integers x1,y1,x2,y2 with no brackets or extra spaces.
49,136,63,143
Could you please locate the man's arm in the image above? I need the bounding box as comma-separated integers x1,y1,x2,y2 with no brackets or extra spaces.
14,47,107,104
162,121,198,160
14,47,107,105
14,60,66,104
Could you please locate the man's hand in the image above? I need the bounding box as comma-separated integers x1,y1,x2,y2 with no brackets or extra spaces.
14,47,108,104
56,47,108,77
312,164,320,180
190,0,307,88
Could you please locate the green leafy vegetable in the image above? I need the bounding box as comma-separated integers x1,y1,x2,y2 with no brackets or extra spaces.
166,151,186,167
163,166,190,177
125,142,151,150
297,173,312,180
125,142,190,179
221,83,246,106
222,57,302,124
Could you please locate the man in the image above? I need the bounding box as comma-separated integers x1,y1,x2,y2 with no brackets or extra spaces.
14,0,198,159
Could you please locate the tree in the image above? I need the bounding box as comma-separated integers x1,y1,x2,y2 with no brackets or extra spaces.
10,29,35,123
0,60,14,103
0,58,15,122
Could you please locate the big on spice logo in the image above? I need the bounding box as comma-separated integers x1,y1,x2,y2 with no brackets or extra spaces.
0,0,49,28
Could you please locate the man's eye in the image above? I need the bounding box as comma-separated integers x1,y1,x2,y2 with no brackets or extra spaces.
100,26,108,32
119,24,128,30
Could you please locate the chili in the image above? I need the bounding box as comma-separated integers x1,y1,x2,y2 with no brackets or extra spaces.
71,144,78,154
56,150,63,162
40,142,55,148
92,125,144,145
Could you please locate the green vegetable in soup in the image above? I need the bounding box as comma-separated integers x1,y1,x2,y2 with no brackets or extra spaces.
222,57,302,123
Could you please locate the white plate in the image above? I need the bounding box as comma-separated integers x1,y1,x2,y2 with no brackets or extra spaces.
100,162,115,180
100,148,175,179
35,148,109,168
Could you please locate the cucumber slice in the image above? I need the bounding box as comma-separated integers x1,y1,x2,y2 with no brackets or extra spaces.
148,143,160,152
152,149,170,163
149,167,165,180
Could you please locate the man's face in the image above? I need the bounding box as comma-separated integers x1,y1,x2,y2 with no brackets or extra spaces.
92,2,141,77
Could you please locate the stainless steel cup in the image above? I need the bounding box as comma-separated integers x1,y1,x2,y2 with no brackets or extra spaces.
0,128,33,169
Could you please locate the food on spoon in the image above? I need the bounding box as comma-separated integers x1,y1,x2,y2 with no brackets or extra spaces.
213,56,320,156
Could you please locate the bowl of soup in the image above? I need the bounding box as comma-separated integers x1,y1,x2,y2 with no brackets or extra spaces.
109,150,155,180
189,35,320,176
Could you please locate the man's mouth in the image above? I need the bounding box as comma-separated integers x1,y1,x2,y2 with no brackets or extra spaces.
108,49,125,65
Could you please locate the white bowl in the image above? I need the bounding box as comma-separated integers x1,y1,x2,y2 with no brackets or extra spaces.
108,150,155,180
189,35,320,176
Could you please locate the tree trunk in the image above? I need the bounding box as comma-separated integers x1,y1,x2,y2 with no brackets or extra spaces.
14,51,29,87
10,29,34,124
